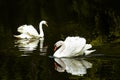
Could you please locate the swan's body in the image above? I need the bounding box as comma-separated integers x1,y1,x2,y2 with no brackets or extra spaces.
53,36,95,58
14,20,48,39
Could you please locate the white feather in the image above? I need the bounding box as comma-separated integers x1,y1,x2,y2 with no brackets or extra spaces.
14,20,48,39
53,36,95,57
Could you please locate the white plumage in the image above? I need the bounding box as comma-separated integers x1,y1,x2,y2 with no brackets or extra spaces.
53,36,95,57
14,20,48,39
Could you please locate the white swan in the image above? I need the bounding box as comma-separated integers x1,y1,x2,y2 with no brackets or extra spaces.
53,36,96,57
54,58,92,76
14,20,48,39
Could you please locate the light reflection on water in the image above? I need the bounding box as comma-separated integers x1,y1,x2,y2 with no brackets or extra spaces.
54,57,92,76
14,37,94,77
14,38,48,56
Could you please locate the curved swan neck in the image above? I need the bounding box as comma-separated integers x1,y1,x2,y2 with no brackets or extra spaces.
54,42,66,57
59,43,65,53
39,22,44,37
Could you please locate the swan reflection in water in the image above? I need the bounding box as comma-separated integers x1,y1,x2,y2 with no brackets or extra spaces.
14,38,48,56
54,57,92,76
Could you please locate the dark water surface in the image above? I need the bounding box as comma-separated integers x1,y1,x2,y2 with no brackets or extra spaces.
0,37,120,80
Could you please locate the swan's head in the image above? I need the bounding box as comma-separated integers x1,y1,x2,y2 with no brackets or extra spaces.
54,41,64,51
39,20,48,27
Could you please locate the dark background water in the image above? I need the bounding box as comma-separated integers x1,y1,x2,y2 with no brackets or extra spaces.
0,0,120,80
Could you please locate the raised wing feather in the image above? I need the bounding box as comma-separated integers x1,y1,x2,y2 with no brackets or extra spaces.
18,25,39,36
63,37,86,56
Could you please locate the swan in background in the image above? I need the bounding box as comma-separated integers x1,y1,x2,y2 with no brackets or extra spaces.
14,20,48,39
53,36,96,57
54,58,92,76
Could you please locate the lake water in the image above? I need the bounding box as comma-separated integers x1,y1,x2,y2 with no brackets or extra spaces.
0,37,120,80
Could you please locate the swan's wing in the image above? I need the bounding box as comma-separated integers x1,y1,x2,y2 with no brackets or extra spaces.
18,25,39,36
54,37,86,57
25,25,39,36
17,25,27,33
14,34,32,39
64,37,86,56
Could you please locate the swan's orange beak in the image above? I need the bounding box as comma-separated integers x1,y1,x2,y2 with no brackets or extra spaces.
54,46,57,52
45,23,48,27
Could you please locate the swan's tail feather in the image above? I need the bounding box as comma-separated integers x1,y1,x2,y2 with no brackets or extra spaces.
14,35,20,38
84,44,92,50
84,50,96,55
